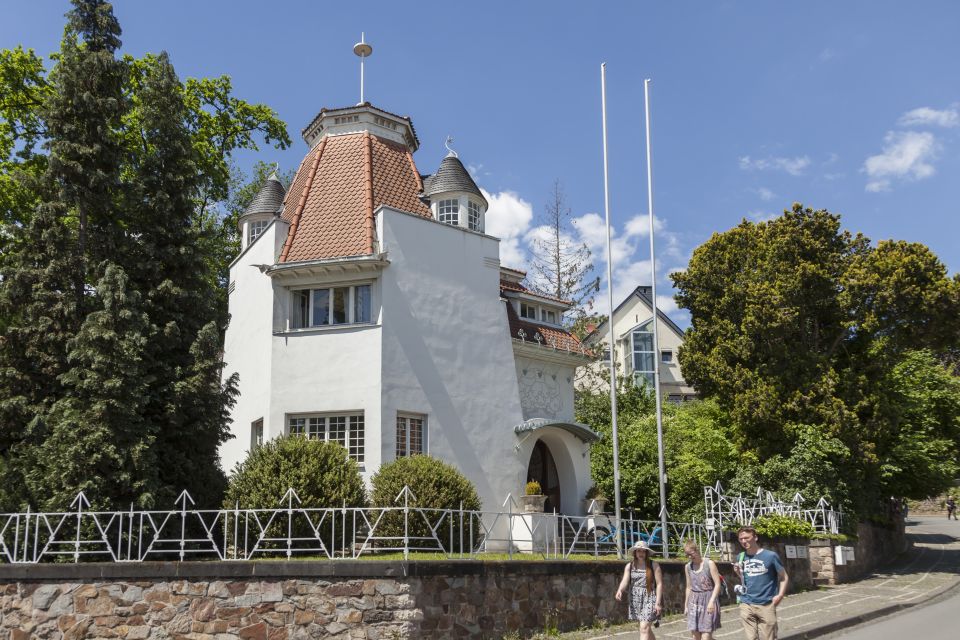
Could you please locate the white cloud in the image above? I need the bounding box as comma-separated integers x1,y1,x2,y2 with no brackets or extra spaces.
754,187,775,201
818,48,836,63
739,155,811,176
898,106,959,128
863,131,939,192
481,188,533,268
747,210,779,223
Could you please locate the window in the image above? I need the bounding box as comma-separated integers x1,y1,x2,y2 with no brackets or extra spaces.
334,115,359,125
290,284,372,329
250,418,264,450
438,199,459,225
248,219,269,244
289,413,365,462
540,308,557,324
661,350,673,363
631,320,655,389
519,302,538,320
396,413,426,458
467,200,482,232
667,394,684,404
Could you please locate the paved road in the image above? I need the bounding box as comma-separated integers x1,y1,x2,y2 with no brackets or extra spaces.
561,516,960,640
825,516,960,640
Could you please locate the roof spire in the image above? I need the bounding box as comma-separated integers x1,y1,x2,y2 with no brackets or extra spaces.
444,135,458,158
353,33,373,105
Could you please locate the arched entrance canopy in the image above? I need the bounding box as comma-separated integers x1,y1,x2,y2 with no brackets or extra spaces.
513,418,601,444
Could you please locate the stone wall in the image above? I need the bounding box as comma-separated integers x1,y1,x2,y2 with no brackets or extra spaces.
0,559,742,639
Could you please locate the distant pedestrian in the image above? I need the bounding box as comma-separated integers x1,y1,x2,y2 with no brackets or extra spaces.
616,540,663,640
683,540,722,639
947,496,957,520
732,526,788,640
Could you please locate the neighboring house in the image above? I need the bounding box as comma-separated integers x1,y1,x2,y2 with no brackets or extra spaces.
580,286,696,402
222,102,597,514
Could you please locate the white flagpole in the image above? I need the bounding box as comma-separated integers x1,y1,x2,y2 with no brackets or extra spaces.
644,78,669,559
600,63,624,557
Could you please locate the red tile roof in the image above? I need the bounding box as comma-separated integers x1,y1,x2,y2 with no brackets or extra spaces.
279,132,431,263
504,300,590,355
499,279,575,306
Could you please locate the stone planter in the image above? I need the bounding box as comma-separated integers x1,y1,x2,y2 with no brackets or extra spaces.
519,494,547,513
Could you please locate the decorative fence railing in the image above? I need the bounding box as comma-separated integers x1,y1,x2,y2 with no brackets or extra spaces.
0,488,713,564
703,483,843,550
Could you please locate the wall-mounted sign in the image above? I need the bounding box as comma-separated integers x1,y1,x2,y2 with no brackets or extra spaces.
784,545,797,559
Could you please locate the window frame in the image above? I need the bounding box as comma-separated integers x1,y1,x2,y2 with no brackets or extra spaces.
251,418,264,451
630,320,656,389
661,349,673,363
467,200,482,231
438,198,460,225
248,219,270,245
290,283,373,329
396,412,427,458
288,411,365,463
519,302,538,320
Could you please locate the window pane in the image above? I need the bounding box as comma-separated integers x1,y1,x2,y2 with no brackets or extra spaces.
396,416,407,458
349,415,364,462
331,287,348,324
634,351,655,373
312,289,330,326
292,290,309,329
307,417,324,439
633,331,654,351
289,417,306,436
354,285,371,323
328,416,346,446
409,417,423,455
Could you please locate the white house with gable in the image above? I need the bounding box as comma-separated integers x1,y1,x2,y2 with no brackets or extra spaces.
222,102,598,514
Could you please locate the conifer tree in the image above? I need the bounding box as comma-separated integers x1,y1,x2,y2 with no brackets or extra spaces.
31,263,156,509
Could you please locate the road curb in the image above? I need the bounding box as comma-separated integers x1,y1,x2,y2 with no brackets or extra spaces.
781,576,960,639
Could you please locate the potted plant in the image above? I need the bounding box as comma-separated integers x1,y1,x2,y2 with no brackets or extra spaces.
584,485,608,515
520,481,547,513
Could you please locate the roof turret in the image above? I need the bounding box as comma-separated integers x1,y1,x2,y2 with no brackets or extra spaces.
242,172,286,217
422,154,487,207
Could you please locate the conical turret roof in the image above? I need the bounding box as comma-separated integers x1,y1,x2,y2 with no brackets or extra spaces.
422,154,486,207
242,172,286,217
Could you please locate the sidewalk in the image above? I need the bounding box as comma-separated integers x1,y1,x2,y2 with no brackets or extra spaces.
559,516,960,640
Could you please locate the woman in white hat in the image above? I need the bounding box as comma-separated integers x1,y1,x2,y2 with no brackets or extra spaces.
616,540,663,639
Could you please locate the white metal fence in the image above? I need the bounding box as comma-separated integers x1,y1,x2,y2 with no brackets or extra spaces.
0,489,714,564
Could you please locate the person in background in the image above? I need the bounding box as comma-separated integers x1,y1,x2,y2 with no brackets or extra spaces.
684,539,722,639
947,495,957,520
732,526,788,640
616,540,664,640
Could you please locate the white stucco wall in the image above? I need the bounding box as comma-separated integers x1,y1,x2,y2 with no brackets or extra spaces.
377,207,528,511
221,222,283,472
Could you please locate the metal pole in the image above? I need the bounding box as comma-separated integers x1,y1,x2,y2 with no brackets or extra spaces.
600,62,624,558
644,78,669,559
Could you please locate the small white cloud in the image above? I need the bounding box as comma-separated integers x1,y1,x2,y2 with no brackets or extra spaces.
623,213,664,239
863,130,939,192
747,210,779,223
818,48,836,63
898,106,959,128
754,187,775,201
739,155,811,176
482,188,533,268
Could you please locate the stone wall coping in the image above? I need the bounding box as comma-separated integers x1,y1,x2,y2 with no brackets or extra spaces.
0,558,734,583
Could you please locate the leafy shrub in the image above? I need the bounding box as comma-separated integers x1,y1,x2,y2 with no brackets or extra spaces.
369,456,481,551
752,514,815,539
585,485,606,500
224,436,366,552
526,481,542,496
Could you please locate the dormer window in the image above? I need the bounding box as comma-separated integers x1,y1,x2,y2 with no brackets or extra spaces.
248,219,269,245
438,199,459,225
467,200,482,232
520,302,538,320
518,300,561,325
541,309,557,324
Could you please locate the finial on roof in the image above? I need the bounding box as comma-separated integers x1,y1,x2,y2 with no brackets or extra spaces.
267,162,281,182
444,136,458,158
353,33,373,105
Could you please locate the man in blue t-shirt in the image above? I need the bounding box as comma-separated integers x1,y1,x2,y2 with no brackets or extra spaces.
733,526,789,640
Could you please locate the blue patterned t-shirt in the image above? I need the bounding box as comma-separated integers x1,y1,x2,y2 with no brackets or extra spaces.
739,548,784,605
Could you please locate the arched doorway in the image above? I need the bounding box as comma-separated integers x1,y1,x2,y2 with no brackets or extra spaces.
527,439,561,513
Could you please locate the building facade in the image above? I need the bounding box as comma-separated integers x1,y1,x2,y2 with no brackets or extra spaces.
222,103,597,514
580,286,696,401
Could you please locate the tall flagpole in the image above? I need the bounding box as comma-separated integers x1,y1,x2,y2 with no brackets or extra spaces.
644,78,669,559
600,63,624,557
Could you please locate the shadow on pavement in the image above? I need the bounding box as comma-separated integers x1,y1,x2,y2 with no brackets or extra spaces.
908,532,960,545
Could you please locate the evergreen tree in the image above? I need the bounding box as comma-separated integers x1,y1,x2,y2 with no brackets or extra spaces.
30,263,155,510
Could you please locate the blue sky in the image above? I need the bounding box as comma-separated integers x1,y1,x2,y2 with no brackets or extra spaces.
4,1,959,325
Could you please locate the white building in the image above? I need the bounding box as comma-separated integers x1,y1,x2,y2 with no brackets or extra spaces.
581,286,696,402
222,103,597,514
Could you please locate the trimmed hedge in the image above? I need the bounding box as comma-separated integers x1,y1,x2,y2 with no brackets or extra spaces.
369,455,481,551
